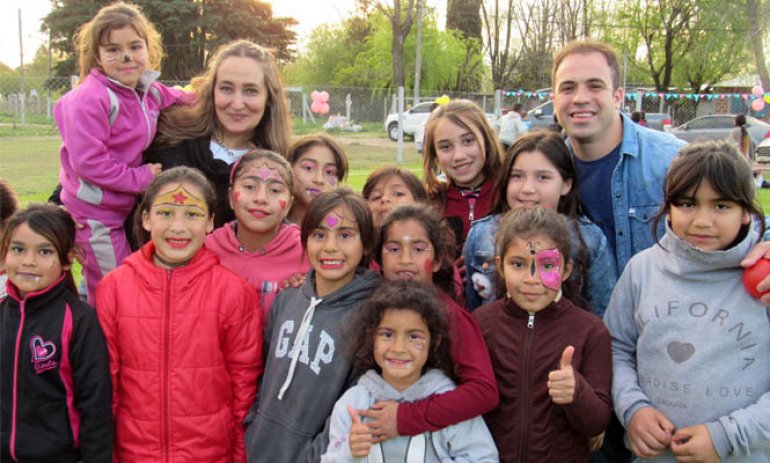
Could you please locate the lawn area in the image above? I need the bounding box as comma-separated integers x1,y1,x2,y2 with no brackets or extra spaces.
0,129,422,205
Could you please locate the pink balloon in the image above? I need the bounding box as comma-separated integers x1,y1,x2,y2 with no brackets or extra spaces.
320,91,330,102
752,98,765,112
311,101,323,113
753,85,764,96
319,103,330,114
311,91,321,102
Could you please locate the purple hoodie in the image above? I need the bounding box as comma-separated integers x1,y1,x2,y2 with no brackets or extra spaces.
55,69,191,225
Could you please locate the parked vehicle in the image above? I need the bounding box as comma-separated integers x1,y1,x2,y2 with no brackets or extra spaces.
386,101,495,145
527,100,555,131
642,113,673,132
385,101,435,141
669,114,770,155
755,137,770,164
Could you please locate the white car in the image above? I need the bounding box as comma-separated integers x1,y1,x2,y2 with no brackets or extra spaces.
385,102,497,145
385,102,435,141
755,137,770,164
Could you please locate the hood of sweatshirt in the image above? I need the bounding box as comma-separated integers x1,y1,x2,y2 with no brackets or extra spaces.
358,369,455,402
658,219,759,280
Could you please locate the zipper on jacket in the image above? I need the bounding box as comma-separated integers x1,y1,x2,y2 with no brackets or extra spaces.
162,269,173,463
133,89,153,150
9,301,26,461
519,311,535,463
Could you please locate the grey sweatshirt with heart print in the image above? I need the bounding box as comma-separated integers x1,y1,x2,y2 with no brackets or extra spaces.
604,221,770,462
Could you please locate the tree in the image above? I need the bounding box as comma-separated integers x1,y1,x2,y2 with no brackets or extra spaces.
374,0,418,89
746,0,770,91
42,0,297,82
447,0,482,40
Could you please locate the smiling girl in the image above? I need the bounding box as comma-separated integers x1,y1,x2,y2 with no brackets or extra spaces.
322,281,498,461
244,189,381,462
96,167,262,462
474,207,612,462
286,134,349,225
1,204,112,462
422,99,503,255
55,2,192,303
206,150,309,314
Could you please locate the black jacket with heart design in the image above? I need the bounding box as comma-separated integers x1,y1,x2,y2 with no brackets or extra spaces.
0,275,112,462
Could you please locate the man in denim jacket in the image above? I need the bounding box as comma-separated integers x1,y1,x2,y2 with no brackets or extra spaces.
551,39,685,463
552,39,685,274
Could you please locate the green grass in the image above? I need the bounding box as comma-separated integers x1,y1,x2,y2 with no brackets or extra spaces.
0,132,421,204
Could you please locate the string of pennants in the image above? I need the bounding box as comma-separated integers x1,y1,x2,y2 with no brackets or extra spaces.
503,89,770,103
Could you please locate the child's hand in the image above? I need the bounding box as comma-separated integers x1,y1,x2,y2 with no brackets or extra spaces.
148,163,163,177
358,401,399,442
627,407,675,459
671,424,720,463
347,405,373,458
281,272,306,289
548,346,576,404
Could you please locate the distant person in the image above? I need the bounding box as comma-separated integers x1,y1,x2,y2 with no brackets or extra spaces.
0,179,19,299
630,111,643,125
729,114,751,159
551,38,686,463
54,2,192,303
496,103,528,151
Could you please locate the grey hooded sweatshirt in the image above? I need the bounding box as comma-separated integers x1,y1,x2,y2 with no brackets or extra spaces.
244,269,381,463
322,369,499,462
604,223,770,462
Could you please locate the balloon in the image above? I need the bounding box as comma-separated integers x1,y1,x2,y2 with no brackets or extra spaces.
310,90,331,113
434,95,450,105
752,98,765,112
743,258,770,298
764,95,770,104
752,85,764,96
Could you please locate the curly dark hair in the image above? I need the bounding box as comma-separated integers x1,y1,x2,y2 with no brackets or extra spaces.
348,280,456,382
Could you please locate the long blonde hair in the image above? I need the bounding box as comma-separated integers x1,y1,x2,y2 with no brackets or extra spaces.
74,2,163,83
154,40,291,155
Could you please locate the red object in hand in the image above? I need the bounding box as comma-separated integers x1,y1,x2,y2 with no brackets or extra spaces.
743,258,770,298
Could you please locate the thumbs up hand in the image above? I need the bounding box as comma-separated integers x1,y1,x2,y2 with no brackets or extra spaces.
548,346,576,404
348,405,373,457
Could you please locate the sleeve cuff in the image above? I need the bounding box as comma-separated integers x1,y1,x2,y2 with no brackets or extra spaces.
706,420,730,459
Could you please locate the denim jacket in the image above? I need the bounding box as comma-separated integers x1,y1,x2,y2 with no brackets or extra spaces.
570,113,685,272
463,213,618,317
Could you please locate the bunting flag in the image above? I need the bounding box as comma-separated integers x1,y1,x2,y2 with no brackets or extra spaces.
502,89,770,102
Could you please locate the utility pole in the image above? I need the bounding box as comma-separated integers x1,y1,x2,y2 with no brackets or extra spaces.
413,0,424,106
18,8,26,126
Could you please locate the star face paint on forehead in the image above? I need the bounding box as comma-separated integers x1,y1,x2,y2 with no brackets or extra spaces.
535,248,562,291
154,184,208,212
240,162,288,186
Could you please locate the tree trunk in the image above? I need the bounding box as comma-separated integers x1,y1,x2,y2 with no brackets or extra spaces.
747,0,770,90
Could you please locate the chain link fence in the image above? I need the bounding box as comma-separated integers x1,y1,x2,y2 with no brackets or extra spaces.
1,74,764,134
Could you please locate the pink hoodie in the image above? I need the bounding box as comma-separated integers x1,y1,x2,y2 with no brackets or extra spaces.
205,222,310,314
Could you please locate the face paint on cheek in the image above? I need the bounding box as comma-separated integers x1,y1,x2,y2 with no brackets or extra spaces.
279,199,287,210
424,260,433,274
233,191,241,204
536,248,562,291
413,341,425,351
325,175,338,187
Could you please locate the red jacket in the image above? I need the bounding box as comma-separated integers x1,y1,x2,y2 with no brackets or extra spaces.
474,297,612,463
96,243,262,463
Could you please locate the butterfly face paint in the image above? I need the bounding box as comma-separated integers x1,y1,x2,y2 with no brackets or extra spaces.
526,241,561,291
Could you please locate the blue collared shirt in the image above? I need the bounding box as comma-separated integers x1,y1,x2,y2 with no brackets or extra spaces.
570,113,685,272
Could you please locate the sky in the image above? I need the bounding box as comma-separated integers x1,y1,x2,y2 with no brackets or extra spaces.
0,0,363,69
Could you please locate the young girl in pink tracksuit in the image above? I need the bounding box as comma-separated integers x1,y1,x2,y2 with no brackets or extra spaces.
55,2,191,303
